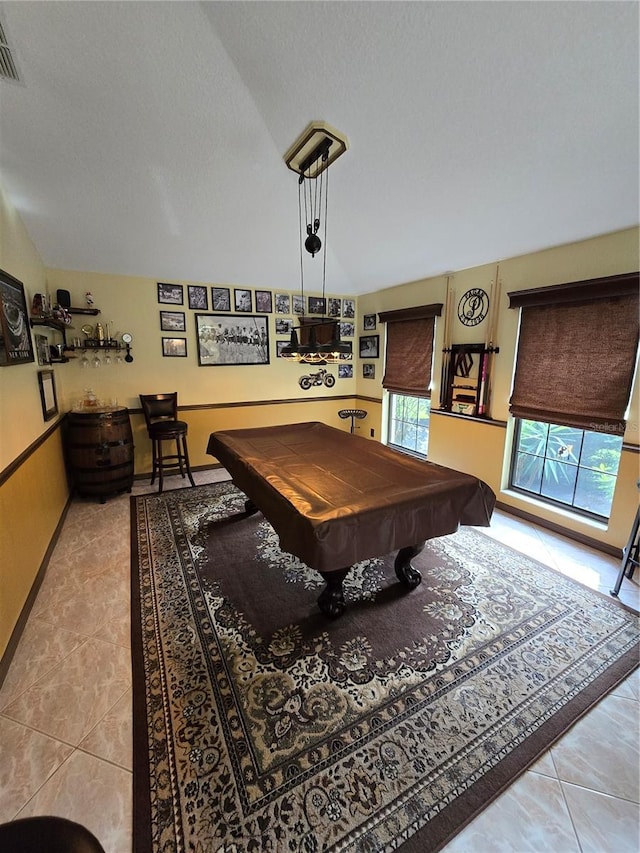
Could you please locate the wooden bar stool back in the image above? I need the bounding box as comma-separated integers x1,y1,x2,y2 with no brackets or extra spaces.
139,392,196,493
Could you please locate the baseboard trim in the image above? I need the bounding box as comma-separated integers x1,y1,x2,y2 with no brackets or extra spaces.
495,500,622,559
0,494,73,689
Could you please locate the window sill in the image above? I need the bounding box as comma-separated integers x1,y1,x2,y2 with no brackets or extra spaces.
499,488,609,532
431,409,507,427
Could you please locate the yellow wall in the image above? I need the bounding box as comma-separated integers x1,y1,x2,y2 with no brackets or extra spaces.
357,227,640,553
0,184,73,661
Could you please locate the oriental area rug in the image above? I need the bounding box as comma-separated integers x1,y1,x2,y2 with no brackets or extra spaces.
131,482,639,853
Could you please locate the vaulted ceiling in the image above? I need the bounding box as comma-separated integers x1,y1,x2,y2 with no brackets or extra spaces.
0,1,637,295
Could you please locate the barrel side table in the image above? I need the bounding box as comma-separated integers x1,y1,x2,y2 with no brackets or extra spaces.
65,406,134,502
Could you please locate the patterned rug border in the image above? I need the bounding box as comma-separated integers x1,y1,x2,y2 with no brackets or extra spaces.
130,482,639,853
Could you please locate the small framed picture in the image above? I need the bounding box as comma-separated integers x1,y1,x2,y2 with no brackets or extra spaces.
363,313,377,331
160,310,186,332
308,296,326,315
255,290,273,313
340,322,355,338
292,294,305,315
0,269,35,365
157,282,184,305
359,334,379,358
363,363,376,379
35,333,51,366
162,337,187,357
211,287,231,311
275,317,293,335
234,289,252,312
327,297,341,318
188,285,208,310
342,298,355,319
275,293,291,314
276,340,289,358
338,364,353,379
38,369,58,421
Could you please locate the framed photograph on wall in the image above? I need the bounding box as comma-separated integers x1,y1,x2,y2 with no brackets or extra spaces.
342,298,355,319
162,337,187,357
37,369,58,421
275,293,291,314
0,268,35,366
35,333,51,366
234,289,252,312
255,290,273,313
187,285,208,310
363,363,375,379
275,317,293,335
292,294,305,315
338,364,353,379
160,311,186,332
275,340,289,358
157,282,184,305
211,287,231,311
308,296,326,315
359,334,379,358
195,313,270,366
340,322,355,338
363,313,377,330
327,297,341,318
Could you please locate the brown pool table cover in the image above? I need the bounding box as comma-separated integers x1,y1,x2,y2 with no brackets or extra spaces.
207,421,496,573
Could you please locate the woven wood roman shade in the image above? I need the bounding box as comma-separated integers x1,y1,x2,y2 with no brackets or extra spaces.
379,304,442,397
508,273,639,434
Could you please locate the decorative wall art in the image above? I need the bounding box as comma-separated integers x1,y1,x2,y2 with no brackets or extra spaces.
255,290,273,313
195,314,270,366
363,313,377,330
338,364,353,379
327,298,341,318
342,298,355,319
37,369,58,420
0,269,35,366
340,322,355,337
188,285,208,311
157,282,184,305
308,296,326,315
275,293,291,314
359,334,379,358
363,363,375,379
275,318,293,335
35,333,51,366
234,289,252,312
275,340,288,358
292,294,305,315
160,311,186,332
162,337,187,357
211,287,231,311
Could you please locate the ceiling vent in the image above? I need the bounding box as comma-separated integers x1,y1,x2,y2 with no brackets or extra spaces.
0,16,21,83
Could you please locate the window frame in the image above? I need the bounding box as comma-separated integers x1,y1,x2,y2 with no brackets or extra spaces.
508,417,623,522
386,392,431,459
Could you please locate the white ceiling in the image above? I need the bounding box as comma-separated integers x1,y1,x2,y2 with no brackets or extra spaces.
0,1,637,296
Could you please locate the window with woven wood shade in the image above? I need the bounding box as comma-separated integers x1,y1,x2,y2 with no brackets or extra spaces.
379,304,442,397
508,273,639,434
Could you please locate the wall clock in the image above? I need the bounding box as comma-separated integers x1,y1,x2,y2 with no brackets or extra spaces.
458,288,489,326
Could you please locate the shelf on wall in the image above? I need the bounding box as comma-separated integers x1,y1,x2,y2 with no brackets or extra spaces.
29,317,74,332
68,307,100,315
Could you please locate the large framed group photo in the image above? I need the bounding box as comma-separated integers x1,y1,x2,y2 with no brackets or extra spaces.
195,314,270,366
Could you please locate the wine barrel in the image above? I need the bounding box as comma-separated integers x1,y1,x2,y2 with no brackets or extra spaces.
65,407,134,502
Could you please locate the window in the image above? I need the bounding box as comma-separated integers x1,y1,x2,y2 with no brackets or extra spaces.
510,419,623,520
388,394,431,457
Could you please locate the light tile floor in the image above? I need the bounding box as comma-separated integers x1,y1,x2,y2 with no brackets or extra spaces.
0,469,638,852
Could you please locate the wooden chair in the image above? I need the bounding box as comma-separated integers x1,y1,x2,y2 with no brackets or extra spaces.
139,392,196,493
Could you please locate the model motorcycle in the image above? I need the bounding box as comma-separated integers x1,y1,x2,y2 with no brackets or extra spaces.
299,368,336,390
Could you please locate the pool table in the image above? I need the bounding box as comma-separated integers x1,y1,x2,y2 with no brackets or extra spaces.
207,422,496,618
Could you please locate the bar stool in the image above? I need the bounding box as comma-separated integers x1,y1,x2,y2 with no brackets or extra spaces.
611,501,640,597
139,392,196,493
338,408,367,434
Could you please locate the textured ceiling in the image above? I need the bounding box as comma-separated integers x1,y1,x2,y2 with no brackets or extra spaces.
0,1,637,295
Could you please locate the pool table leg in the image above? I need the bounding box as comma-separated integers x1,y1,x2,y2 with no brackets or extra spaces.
244,498,259,515
394,542,425,589
317,568,350,619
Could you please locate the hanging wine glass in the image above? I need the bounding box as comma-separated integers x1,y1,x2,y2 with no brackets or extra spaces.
93,353,101,368
80,352,89,368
